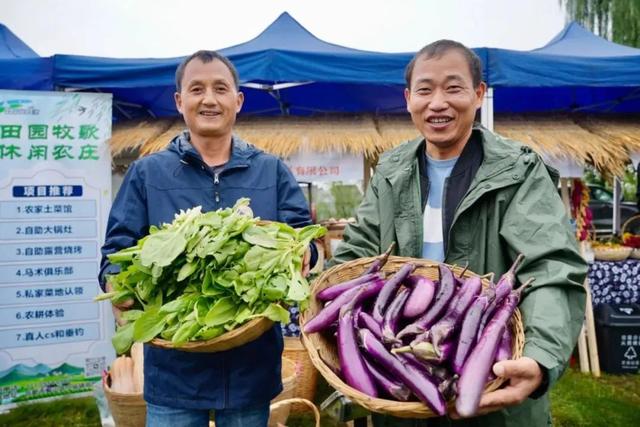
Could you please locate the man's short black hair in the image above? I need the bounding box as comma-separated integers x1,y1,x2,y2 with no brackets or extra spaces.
175,50,240,92
404,40,483,89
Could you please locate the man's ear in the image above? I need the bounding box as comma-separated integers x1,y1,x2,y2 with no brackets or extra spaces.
236,91,244,113
474,82,487,109
174,92,183,114
404,87,411,113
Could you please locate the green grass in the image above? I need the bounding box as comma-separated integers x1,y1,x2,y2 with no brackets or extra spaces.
549,369,640,427
0,397,100,427
0,369,638,427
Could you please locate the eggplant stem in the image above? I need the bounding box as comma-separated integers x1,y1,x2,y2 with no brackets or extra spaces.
480,272,495,283
391,345,411,355
458,262,470,278
514,277,536,296
382,242,396,257
509,254,525,274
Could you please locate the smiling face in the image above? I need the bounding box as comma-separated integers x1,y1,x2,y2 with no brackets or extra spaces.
174,58,244,140
404,49,486,159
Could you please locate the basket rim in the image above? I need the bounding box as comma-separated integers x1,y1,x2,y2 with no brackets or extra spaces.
149,316,274,352
300,255,525,418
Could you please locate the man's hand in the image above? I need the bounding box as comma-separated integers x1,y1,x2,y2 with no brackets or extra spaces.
301,247,311,277
451,357,543,418
106,281,134,326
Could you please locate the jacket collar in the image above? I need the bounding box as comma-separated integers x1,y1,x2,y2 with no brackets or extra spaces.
169,131,261,170
377,123,529,187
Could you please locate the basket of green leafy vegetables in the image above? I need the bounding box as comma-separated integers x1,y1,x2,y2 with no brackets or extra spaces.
96,198,326,354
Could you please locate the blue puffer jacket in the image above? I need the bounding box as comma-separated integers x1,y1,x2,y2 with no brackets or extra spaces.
99,132,313,410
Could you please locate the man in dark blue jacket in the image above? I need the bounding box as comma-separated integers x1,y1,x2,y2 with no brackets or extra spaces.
100,51,315,427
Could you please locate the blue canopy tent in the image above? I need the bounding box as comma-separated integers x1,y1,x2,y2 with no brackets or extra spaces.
52,13,424,118
486,22,640,113
0,24,53,90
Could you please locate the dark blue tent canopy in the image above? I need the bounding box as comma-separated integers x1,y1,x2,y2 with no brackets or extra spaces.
0,23,38,58
3,16,639,116
488,22,640,113
0,24,53,90
52,13,421,118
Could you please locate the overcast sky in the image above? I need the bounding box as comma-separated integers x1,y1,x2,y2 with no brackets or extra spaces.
2,0,568,57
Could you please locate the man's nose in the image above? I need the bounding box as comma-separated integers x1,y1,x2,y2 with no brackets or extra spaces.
429,89,448,110
202,88,218,104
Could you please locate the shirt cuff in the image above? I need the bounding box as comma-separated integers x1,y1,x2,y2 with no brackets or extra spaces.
99,263,121,292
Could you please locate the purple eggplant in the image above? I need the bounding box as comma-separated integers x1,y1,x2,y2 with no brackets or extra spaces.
403,275,437,318
438,374,459,401
304,279,384,334
382,287,411,344
397,353,450,383
455,281,530,418
429,276,482,350
372,263,416,323
357,311,383,341
495,327,513,362
358,329,446,415
476,254,524,341
394,341,454,365
338,305,378,397
316,272,383,301
363,357,411,401
396,264,457,340
363,242,396,275
452,294,489,375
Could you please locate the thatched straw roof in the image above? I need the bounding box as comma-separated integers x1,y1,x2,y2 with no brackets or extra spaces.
109,114,639,177
111,116,397,160
577,116,640,155
110,119,174,158
495,116,630,177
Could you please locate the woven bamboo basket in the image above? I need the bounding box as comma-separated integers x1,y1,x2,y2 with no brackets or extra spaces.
283,337,318,413
300,256,525,419
210,398,319,427
103,374,146,427
104,357,299,427
150,316,274,353
268,357,297,426
593,246,633,261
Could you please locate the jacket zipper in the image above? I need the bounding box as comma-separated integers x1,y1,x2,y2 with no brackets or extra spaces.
444,164,517,260
442,177,449,257
214,173,220,204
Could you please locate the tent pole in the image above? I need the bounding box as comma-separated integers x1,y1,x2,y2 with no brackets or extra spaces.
613,177,622,234
481,87,494,131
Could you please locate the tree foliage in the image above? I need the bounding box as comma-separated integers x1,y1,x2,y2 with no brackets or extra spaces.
561,0,640,47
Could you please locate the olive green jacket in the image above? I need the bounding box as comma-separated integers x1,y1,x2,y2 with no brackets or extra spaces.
331,125,587,427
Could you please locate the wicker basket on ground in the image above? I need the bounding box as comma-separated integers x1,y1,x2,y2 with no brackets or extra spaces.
283,336,319,413
103,374,146,427
104,357,297,427
300,256,525,419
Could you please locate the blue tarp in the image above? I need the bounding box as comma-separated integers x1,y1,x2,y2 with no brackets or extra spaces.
1,16,639,115
0,23,38,59
51,13,416,117
0,24,53,90
487,22,640,113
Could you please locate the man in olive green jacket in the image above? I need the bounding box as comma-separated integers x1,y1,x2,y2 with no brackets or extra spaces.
331,40,587,427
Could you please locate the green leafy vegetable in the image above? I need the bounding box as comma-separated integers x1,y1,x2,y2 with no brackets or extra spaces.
98,198,326,353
